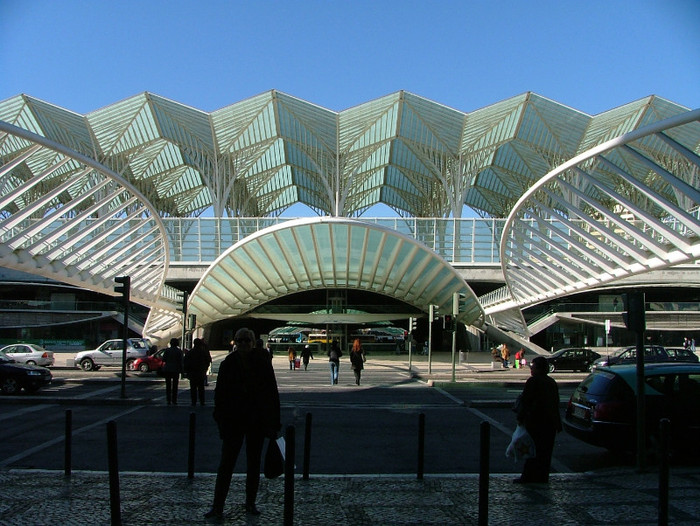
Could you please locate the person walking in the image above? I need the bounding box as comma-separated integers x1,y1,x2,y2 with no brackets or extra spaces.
162,337,183,405
300,344,314,370
328,339,342,385
515,348,525,369
501,343,511,368
349,338,366,385
184,338,212,406
205,328,281,520
513,356,562,484
287,346,297,370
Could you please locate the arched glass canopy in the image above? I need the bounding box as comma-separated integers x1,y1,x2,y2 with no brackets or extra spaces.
188,217,484,328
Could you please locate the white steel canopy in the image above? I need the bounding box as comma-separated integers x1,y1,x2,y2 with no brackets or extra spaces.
188,217,484,328
492,108,700,315
0,91,691,219
0,120,170,309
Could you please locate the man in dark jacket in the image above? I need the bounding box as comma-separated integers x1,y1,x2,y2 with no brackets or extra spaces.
328,339,342,385
514,356,562,483
184,338,212,406
161,337,183,405
205,328,281,519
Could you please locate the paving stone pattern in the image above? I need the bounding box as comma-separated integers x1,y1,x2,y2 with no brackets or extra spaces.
1,469,699,525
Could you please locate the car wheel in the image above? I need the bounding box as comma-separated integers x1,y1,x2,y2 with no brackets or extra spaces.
80,358,95,371
26,360,37,365
548,362,556,373
1,377,21,395
126,359,136,371
139,363,150,373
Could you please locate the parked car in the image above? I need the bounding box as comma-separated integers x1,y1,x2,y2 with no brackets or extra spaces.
132,349,165,373
545,347,600,373
74,338,151,371
593,345,668,368
664,347,700,363
564,363,700,454
0,343,55,367
0,354,53,394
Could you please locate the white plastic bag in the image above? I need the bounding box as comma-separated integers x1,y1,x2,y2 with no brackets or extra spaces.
276,437,286,461
505,424,536,462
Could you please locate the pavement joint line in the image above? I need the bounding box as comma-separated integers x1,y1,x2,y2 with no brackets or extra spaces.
0,403,57,421
430,385,466,406
74,383,122,399
0,405,144,468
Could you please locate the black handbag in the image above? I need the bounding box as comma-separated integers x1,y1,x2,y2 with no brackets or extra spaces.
264,437,284,479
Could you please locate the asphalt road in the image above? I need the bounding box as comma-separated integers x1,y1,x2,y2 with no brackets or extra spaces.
0,353,641,477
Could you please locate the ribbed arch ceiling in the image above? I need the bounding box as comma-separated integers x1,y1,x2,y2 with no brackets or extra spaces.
493,109,700,314
0,91,693,220
0,120,170,311
188,217,484,328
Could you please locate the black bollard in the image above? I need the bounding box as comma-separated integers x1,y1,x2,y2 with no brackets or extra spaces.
658,418,670,526
478,421,490,526
106,420,121,526
303,413,312,480
187,412,196,479
284,425,295,526
64,409,72,478
417,413,425,480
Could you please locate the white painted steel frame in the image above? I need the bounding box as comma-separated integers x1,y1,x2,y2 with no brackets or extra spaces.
0,121,178,336
491,109,700,326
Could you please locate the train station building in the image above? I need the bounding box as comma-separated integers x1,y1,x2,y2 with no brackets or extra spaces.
0,91,698,352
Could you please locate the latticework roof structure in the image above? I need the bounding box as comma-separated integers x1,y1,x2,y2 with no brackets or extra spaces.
0,91,691,220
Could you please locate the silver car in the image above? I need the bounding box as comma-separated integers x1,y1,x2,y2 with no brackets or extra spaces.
74,338,151,371
0,344,55,367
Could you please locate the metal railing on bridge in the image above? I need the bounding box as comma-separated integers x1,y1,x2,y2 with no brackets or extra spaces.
161,216,506,265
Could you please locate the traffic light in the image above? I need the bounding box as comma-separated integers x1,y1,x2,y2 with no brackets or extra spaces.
114,276,130,306
443,314,454,332
430,304,440,321
623,291,646,333
179,291,189,314
408,316,418,333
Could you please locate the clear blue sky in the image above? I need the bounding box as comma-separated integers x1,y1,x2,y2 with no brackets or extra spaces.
1,0,698,116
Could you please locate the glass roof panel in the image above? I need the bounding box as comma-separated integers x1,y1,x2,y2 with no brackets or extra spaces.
2,91,692,219
188,218,483,327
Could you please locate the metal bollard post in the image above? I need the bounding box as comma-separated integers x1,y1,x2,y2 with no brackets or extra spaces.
106,420,121,526
658,418,670,526
187,412,196,479
417,413,425,480
303,413,312,480
478,421,490,526
64,409,72,478
284,425,295,526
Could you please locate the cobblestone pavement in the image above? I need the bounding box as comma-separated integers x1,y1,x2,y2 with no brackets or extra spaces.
2,468,699,525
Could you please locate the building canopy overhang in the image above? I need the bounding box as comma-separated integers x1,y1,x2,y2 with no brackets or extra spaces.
188,217,484,328
0,91,692,219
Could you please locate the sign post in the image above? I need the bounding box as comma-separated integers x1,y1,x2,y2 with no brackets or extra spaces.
114,276,130,399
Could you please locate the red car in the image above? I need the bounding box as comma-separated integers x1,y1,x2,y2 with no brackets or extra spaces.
132,349,164,373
